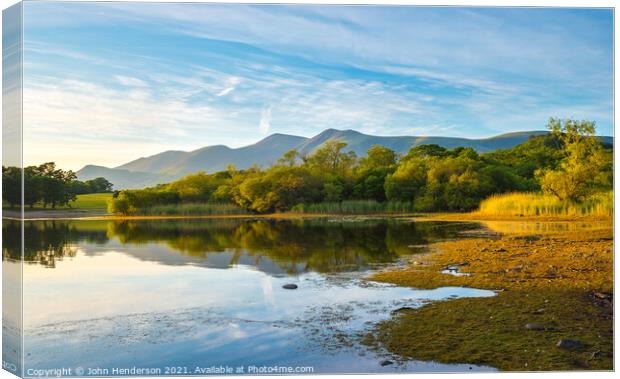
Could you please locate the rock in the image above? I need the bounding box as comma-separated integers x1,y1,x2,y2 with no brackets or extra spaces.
525,323,545,331
593,292,612,301
556,339,583,350
508,265,524,273
532,308,545,315
282,284,298,290
380,360,394,366
391,307,414,315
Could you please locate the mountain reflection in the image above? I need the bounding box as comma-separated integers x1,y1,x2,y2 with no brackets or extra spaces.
3,218,478,274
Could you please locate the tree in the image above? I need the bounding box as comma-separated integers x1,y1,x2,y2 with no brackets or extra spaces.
237,167,322,212
537,118,609,201
353,146,397,202
401,144,448,161
360,145,397,170
85,177,113,193
305,141,357,177
166,171,224,202
385,159,427,202
277,149,300,167
2,166,21,208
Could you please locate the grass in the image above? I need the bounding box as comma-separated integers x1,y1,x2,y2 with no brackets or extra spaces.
366,223,613,371
477,191,613,218
290,200,415,214
129,202,249,216
68,193,113,210
15,193,113,212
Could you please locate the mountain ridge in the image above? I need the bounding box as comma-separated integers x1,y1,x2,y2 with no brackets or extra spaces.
77,129,613,189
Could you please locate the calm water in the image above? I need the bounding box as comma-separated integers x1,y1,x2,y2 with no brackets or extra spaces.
3,218,496,375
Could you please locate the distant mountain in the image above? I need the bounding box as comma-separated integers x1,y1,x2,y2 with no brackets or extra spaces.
76,165,177,190
116,134,307,174
294,129,553,157
77,129,613,189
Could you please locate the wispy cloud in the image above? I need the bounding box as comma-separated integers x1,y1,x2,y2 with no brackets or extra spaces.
114,75,149,87
20,3,613,170
216,87,235,97
259,107,271,135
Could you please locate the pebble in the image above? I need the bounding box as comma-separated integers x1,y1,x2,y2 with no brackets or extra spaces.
525,323,545,331
556,339,583,350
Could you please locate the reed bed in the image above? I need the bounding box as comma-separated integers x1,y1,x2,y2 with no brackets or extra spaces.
134,203,249,216
477,191,613,217
290,200,415,214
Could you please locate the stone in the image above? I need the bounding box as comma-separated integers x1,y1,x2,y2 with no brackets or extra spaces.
380,360,394,366
391,307,414,315
282,284,298,290
508,265,524,273
593,292,612,301
556,339,583,350
525,323,545,331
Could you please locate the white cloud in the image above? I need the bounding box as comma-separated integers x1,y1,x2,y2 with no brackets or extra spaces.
21,76,245,169
216,87,235,97
259,107,271,135
216,76,241,97
19,3,612,170
114,75,149,87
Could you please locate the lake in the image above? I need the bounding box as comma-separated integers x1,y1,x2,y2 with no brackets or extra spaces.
3,218,497,375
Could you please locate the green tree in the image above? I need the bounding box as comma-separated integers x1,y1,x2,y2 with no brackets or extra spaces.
360,145,397,169
85,177,113,193
237,167,322,212
2,166,21,208
537,118,609,201
277,149,300,167
305,141,357,177
385,159,427,202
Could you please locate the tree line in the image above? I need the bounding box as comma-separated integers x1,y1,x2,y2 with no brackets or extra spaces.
2,162,113,208
108,119,612,215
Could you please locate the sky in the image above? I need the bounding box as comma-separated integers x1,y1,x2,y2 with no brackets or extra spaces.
12,2,614,170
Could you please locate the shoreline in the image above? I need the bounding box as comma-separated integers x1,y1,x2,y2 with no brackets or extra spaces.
2,209,612,222
3,211,421,221
364,218,613,370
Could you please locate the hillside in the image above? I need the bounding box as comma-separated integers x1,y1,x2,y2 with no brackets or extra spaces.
76,165,177,190
77,129,613,189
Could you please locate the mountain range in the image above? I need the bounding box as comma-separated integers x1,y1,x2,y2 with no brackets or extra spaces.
77,128,613,189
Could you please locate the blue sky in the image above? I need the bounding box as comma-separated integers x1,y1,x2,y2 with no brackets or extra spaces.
18,2,614,170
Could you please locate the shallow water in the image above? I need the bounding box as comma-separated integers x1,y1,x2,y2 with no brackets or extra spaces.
4,218,497,375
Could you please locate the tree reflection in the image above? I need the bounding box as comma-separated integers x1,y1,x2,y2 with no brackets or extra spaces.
2,220,108,268
3,218,479,273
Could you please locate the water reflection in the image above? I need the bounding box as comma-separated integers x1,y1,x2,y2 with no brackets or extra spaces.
3,218,479,274
9,217,497,373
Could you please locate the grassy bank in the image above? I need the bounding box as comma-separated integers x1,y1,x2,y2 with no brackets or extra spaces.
366,223,613,370
477,192,612,218
107,202,250,216
11,193,113,212
68,193,112,210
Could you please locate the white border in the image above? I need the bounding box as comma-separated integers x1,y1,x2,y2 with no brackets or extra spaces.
0,2,616,379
